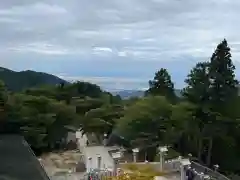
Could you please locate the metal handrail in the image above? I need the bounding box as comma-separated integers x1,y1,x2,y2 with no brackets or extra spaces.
191,161,230,180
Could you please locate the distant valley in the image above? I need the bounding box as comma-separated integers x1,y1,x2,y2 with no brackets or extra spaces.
111,89,182,99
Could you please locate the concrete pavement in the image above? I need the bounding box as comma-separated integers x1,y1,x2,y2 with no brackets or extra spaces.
83,146,115,171
76,130,115,172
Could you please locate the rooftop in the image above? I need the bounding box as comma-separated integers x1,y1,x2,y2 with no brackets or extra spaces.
0,135,50,180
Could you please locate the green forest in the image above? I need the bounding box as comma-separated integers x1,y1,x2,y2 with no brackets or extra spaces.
1,39,240,177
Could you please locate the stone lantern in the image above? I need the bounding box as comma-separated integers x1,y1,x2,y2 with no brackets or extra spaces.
132,148,139,163
111,151,123,176
180,158,191,180
158,146,168,171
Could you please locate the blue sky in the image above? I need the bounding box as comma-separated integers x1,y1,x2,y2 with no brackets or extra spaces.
1,0,240,91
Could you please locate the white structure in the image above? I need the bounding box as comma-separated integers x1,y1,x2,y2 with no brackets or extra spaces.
84,146,115,172
103,133,108,146
66,131,77,143
132,148,139,163
76,130,88,149
111,151,122,159
87,157,93,172
180,158,191,180
154,176,168,180
76,130,122,173
111,151,123,175
214,164,219,171
97,155,101,169
158,146,168,171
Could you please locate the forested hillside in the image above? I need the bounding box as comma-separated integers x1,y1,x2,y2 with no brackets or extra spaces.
0,67,67,91
0,39,240,178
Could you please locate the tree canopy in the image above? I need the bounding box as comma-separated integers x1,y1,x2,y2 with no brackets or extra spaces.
145,68,176,102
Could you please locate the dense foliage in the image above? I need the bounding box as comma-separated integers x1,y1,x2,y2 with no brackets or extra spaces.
1,39,240,176
145,68,176,102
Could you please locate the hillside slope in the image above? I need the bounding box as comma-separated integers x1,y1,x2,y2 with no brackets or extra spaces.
0,67,67,91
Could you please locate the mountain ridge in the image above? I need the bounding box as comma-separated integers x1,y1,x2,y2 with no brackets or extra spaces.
0,67,67,91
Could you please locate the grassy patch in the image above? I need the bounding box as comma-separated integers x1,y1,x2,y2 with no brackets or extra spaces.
120,163,165,176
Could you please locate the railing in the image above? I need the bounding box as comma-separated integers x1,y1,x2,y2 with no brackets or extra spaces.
164,159,181,172
80,169,117,180
119,159,231,180
191,162,230,180
164,159,231,180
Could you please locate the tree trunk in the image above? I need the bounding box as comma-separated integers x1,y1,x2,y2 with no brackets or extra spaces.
197,137,203,161
206,137,213,166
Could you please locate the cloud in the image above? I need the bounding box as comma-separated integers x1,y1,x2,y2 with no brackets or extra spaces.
1,0,240,89
93,47,113,53
92,47,113,56
0,17,20,23
7,42,71,55
57,75,149,91
0,2,67,16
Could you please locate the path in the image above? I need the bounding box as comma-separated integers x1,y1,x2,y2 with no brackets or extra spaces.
76,130,115,172
83,146,114,171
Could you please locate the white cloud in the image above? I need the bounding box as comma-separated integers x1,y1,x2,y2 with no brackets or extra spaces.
118,51,127,57
0,2,67,16
92,47,114,56
0,17,20,23
93,47,113,53
7,42,70,55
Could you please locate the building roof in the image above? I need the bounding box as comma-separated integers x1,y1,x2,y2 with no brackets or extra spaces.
0,135,50,180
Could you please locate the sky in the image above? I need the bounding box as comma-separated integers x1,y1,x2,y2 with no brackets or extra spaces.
1,0,240,91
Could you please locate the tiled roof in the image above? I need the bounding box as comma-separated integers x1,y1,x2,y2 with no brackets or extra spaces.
0,135,50,180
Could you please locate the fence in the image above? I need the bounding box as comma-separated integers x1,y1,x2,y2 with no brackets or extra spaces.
80,169,117,180
191,162,230,180
164,159,231,180
119,159,231,180
164,159,182,172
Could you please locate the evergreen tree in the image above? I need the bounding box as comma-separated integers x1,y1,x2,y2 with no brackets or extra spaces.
208,39,239,114
183,39,239,166
0,81,7,119
182,62,211,162
145,68,176,101
183,62,210,104
205,39,239,166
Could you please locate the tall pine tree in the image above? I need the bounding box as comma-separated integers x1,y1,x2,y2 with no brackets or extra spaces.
205,39,239,166
182,62,211,162
145,68,176,101
0,81,7,118
208,39,239,114
183,39,239,166
0,81,10,133
183,62,210,104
